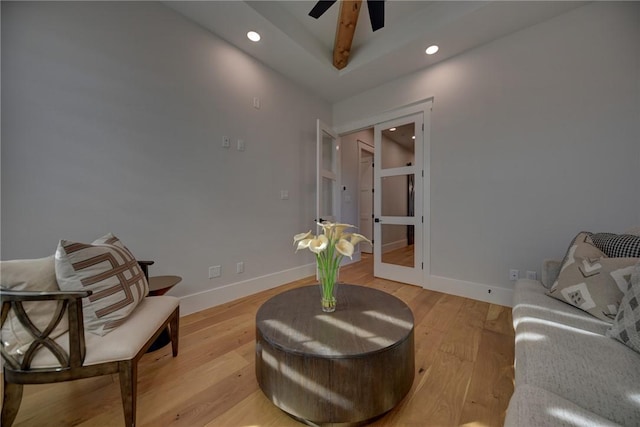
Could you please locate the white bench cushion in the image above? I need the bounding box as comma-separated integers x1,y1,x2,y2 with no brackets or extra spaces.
30,296,179,368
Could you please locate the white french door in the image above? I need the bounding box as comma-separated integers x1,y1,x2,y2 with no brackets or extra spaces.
373,113,424,286
316,120,341,226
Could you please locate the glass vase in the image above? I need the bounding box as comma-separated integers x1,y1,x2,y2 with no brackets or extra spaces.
319,267,339,313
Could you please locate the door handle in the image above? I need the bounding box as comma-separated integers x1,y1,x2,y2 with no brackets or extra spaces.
374,218,380,223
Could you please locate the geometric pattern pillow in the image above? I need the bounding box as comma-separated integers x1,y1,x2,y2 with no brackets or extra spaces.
606,262,640,353
591,232,640,258
55,233,149,336
548,233,638,322
557,232,605,271
0,256,69,359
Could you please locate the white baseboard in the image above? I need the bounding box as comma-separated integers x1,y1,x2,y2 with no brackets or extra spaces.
179,264,514,316
179,263,316,316
427,275,514,307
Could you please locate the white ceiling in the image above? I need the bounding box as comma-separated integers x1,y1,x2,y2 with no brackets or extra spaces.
164,1,586,103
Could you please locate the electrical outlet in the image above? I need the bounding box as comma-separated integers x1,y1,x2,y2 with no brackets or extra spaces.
209,265,221,279
236,262,244,274
509,269,520,281
526,270,537,280
222,136,230,148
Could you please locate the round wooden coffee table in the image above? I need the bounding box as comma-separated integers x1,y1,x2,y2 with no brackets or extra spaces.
255,284,414,426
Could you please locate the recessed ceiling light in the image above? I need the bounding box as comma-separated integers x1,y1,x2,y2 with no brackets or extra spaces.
247,31,261,42
425,45,439,55
389,127,397,131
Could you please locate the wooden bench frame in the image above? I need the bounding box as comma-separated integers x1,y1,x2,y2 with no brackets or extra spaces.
1,289,179,427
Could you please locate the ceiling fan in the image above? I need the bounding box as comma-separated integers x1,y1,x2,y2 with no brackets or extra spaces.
309,0,385,70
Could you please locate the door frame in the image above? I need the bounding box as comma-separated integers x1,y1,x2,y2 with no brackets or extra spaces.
358,140,374,254
334,99,432,288
316,119,341,226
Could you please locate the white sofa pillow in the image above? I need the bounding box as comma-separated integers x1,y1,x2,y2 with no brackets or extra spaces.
0,256,69,359
55,233,149,336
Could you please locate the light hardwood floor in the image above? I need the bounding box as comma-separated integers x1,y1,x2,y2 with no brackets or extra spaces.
5,254,514,427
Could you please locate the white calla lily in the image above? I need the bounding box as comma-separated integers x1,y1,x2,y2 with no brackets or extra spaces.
317,221,333,238
333,223,357,240
349,233,371,246
335,239,355,258
293,230,312,244
308,234,329,254
294,222,372,311
295,238,313,252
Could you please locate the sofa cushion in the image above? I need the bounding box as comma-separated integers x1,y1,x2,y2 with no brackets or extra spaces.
624,226,640,236
0,256,69,359
547,233,637,322
606,262,640,354
541,259,562,289
513,279,610,335
55,233,149,336
514,308,640,426
591,232,640,258
504,385,621,427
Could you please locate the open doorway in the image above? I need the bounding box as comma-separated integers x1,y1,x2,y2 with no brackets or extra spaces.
333,98,432,287
339,116,423,284
338,128,374,268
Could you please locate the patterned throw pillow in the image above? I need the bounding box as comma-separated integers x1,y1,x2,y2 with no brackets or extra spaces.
55,233,149,336
557,232,603,266
607,263,640,353
0,256,69,359
591,232,640,258
548,232,638,322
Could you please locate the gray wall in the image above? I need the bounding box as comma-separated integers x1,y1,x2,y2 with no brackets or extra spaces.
2,1,638,304
334,2,640,289
1,2,331,297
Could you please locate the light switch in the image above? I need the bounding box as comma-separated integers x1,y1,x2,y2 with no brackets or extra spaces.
237,139,245,151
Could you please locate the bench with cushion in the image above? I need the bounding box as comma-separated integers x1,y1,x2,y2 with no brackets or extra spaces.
1,234,179,427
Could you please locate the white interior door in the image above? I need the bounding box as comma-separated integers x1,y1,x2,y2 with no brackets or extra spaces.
359,143,374,253
373,113,423,286
316,120,340,225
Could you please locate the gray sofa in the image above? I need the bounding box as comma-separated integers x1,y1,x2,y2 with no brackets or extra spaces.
505,260,640,426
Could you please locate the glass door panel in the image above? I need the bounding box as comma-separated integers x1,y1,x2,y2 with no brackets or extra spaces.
374,113,423,286
381,122,416,169
381,224,415,268
381,174,415,216
317,121,340,225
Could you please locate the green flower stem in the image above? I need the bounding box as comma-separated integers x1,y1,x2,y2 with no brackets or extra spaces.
317,238,342,300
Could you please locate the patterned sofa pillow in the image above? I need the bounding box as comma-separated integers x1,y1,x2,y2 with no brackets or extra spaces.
606,262,640,353
55,233,149,336
591,232,640,258
548,232,638,322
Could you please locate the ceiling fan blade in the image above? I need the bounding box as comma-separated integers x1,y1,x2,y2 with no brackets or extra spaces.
367,0,385,31
309,0,338,19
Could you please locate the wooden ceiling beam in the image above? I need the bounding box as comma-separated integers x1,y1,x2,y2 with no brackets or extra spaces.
333,0,362,70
